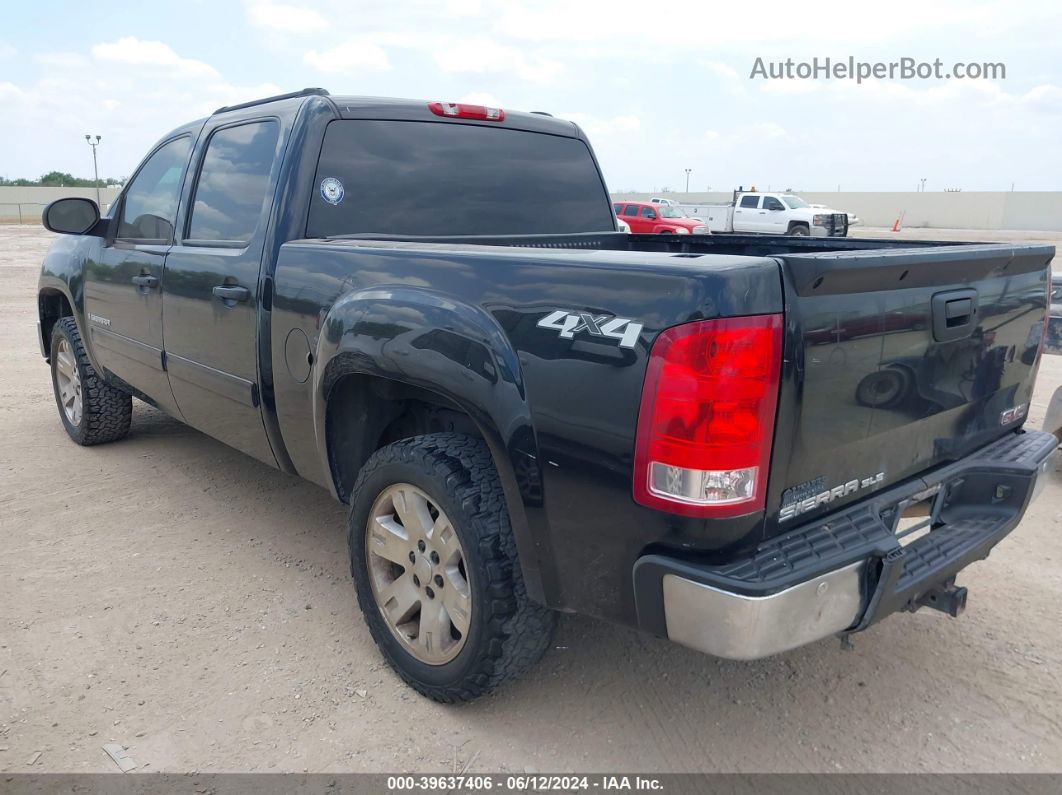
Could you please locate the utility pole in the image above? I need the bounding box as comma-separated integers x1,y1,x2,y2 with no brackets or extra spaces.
684,168,691,193
85,135,102,206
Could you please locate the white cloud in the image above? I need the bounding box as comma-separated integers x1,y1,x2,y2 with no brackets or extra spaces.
35,52,90,69
246,2,328,33
459,91,504,107
760,80,821,95
434,39,561,83
491,0,1001,47
447,0,482,13
0,81,23,100
304,40,391,72
563,113,640,137
91,37,219,78
702,61,738,80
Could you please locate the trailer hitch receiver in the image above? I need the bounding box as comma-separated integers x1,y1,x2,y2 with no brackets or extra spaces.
915,580,968,618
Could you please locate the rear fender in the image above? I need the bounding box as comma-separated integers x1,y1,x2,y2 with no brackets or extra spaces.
312,285,551,603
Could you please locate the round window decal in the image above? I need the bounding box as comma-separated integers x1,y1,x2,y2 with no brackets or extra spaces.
320,177,345,206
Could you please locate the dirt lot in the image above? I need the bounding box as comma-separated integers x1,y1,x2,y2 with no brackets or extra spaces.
1,225,1060,774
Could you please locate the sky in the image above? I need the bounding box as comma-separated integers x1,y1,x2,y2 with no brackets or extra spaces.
1,0,1060,192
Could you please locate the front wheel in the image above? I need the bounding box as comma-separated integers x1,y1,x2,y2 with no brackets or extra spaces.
50,317,132,445
787,224,810,236
348,433,554,702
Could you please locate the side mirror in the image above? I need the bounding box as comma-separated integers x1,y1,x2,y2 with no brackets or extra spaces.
42,198,101,235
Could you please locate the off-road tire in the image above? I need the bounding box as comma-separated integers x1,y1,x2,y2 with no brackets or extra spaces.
787,223,810,236
50,317,132,445
349,433,555,702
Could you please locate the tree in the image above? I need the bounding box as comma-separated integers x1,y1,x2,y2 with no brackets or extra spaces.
38,171,80,187
0,172,123,188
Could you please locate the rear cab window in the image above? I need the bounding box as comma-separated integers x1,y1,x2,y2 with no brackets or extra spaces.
739,195,760,209
307,120,615,237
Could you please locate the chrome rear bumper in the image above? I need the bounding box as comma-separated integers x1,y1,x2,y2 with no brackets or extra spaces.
634,430,1057,661
662,561,863,660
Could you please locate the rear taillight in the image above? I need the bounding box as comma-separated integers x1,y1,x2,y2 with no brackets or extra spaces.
428,101,505,121
633,314,783,518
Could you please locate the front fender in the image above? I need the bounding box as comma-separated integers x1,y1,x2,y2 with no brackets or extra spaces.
313,285,552,603
37,234,102,369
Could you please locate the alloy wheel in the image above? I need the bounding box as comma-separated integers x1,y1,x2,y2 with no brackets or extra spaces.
365,483,471,665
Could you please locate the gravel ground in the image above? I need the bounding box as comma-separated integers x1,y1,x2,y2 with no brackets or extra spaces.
0,225,1060,774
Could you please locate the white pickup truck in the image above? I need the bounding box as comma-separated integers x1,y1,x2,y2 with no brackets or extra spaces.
699,191,849,237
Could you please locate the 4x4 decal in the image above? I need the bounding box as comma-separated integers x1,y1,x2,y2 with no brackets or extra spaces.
536,310,643,349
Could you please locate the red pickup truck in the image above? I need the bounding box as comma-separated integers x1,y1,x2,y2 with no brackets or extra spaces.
613,201,709,235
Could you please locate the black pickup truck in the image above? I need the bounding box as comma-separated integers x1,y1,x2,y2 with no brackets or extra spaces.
38,88,1056,702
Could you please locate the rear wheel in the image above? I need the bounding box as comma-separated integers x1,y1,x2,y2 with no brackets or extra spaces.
348,433,554,702
50,317,131,445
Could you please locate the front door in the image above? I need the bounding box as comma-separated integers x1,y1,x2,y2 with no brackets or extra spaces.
162,118,281,466
84,135,192,416
761,195,789,233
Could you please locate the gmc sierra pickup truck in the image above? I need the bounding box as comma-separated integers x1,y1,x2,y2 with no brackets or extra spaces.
38,88,1056,702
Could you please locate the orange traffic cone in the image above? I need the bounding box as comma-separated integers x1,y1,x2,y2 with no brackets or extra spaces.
891,211,905,232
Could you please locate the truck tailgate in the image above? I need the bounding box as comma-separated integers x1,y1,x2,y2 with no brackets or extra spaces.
765,243,1052,533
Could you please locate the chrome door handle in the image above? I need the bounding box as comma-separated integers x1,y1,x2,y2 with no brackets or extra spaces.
131,274,158,288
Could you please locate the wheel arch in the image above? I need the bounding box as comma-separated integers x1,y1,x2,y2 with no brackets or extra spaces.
312,286,551,604
38,287,75,359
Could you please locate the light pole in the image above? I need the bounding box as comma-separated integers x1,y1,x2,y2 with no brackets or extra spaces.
919,177,927,193
684,168,692,193
85,135,101,206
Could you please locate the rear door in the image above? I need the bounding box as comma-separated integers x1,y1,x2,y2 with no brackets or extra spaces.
622,204,646,232
161,117,283,466
764,244,1052,534
84,135,192,416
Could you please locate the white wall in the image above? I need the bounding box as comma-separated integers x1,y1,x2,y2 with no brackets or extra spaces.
0,186,121,223
610,191,1062,232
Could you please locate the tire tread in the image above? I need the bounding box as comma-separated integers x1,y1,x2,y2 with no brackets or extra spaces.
349,433,554,702
52,317,132,445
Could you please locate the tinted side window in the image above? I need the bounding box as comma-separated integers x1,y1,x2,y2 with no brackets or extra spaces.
739,195,760,208
117,137,191,242
622,205,639,217
613,203,624,214
187,120,279,243
763,197,785,211
640,207,656,218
